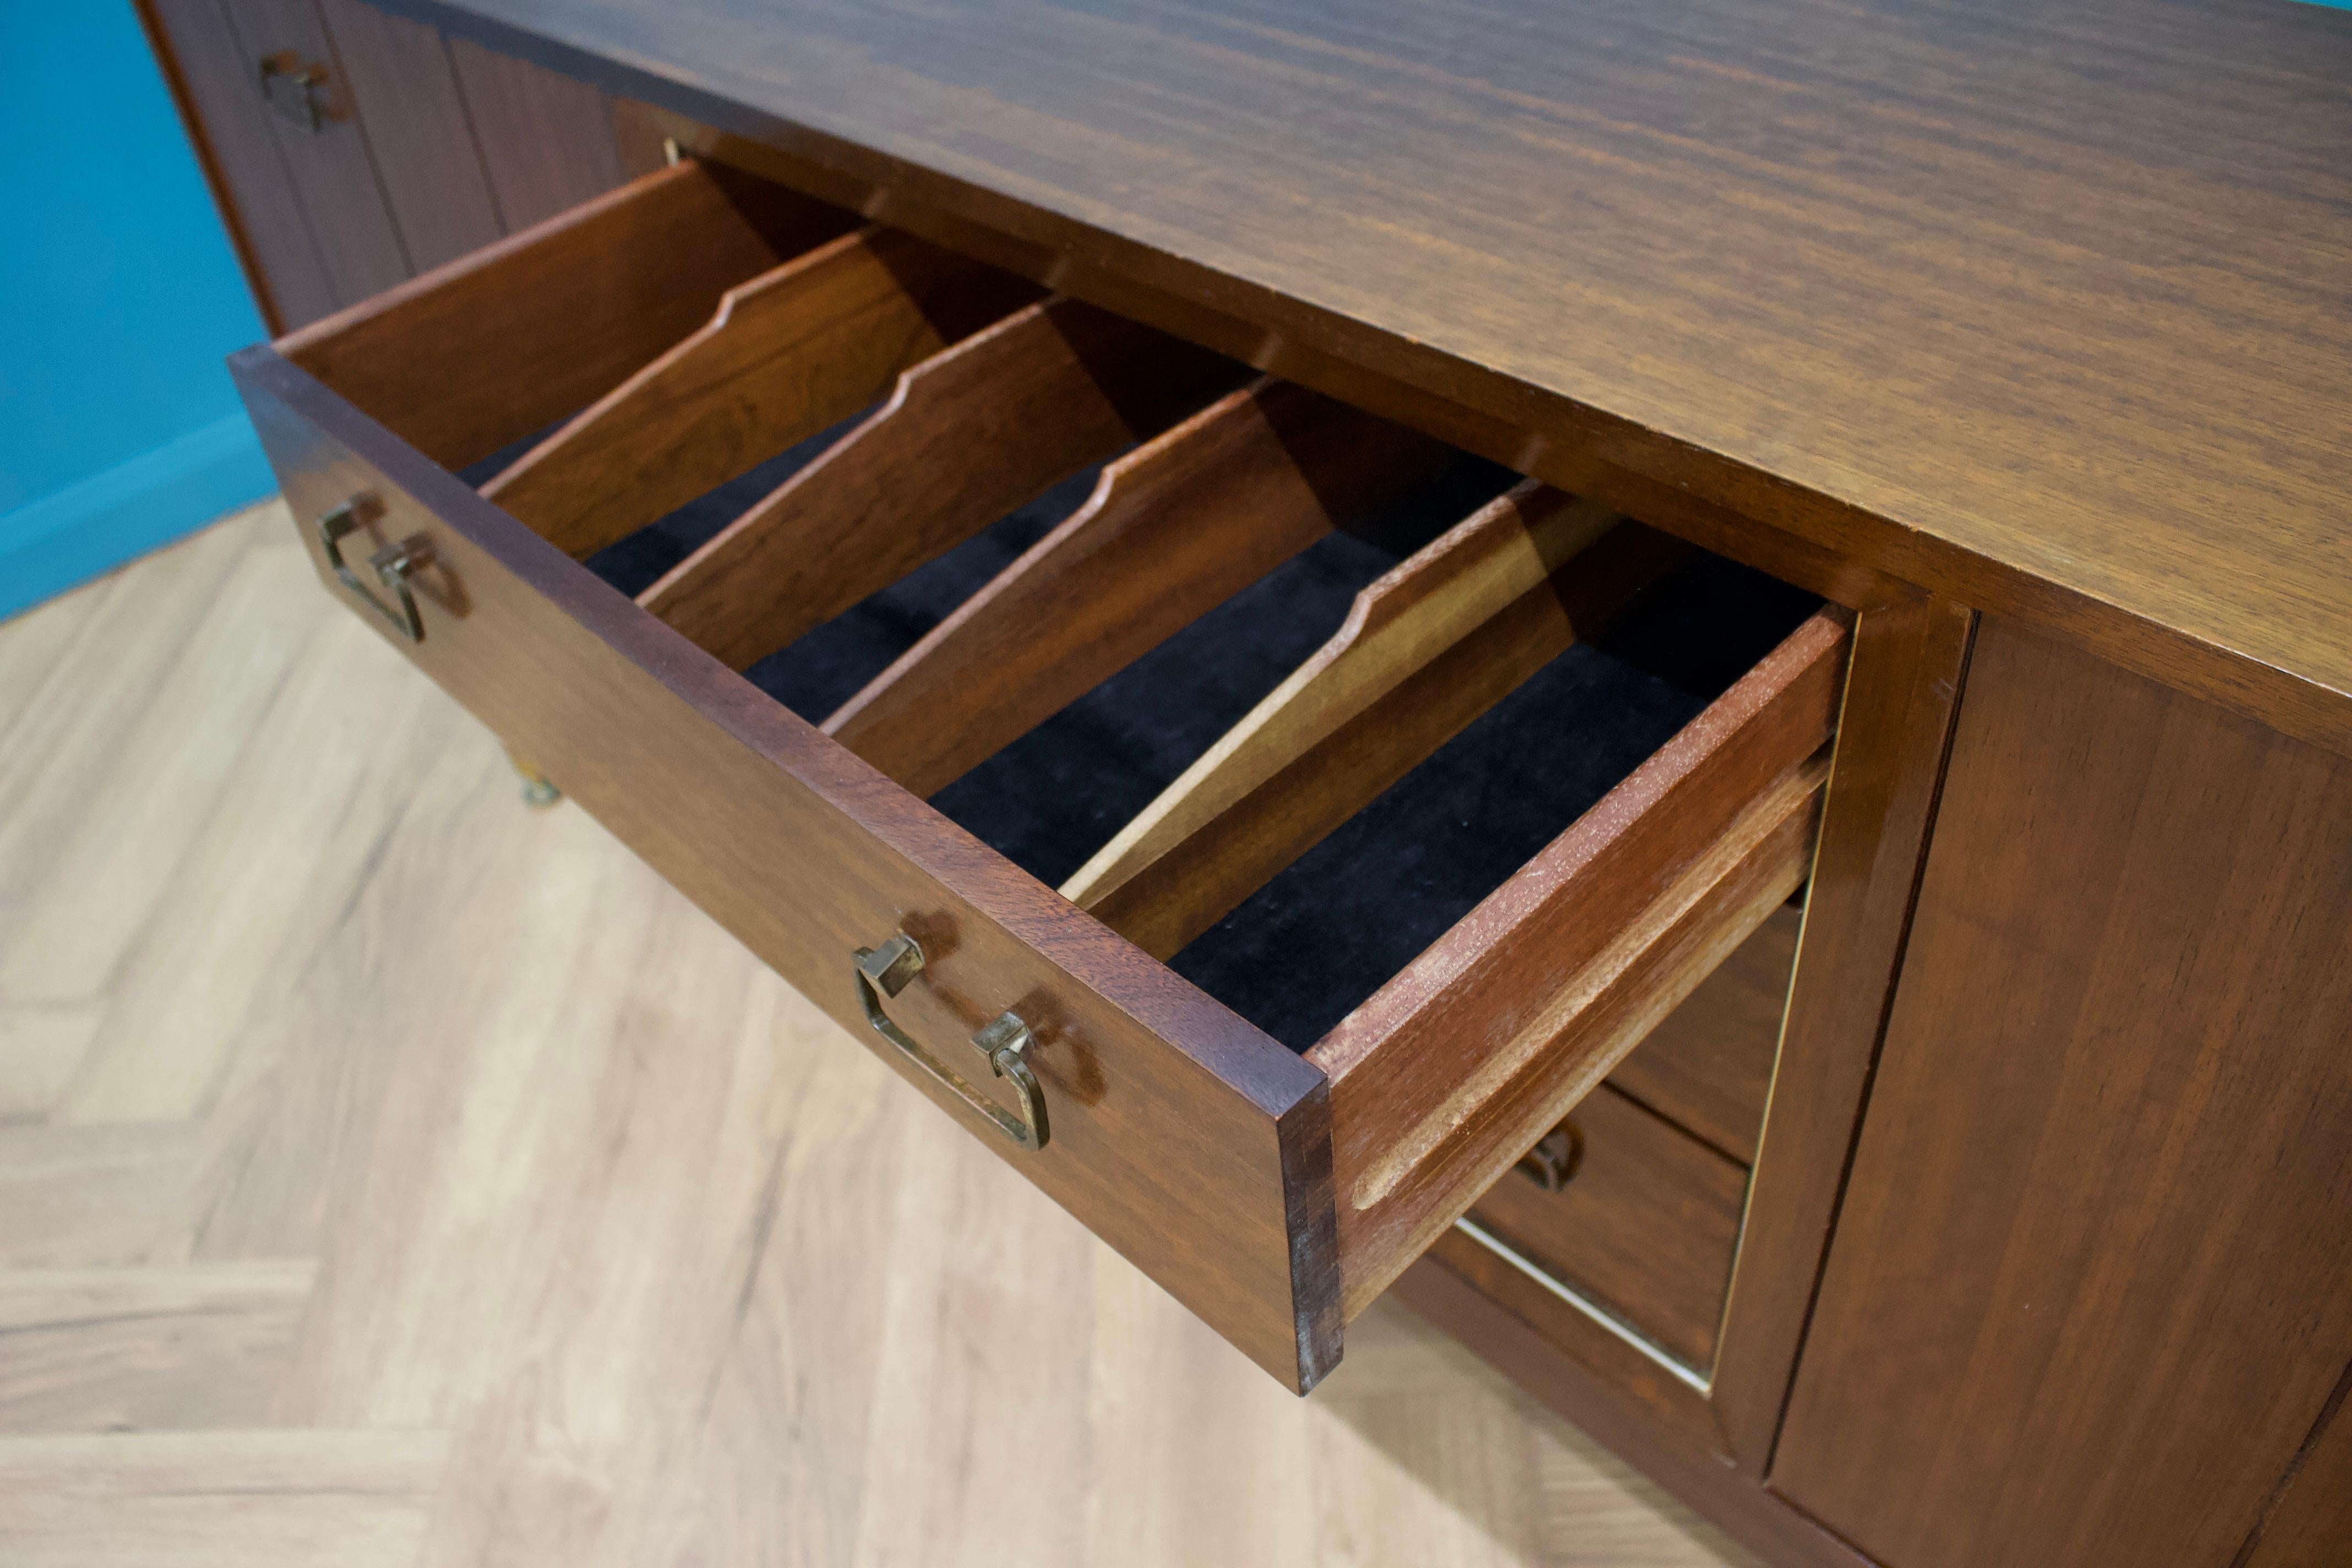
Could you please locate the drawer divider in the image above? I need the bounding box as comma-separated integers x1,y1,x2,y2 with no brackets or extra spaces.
821,379,1446,798
481,226,1042,560
640,297,1240,671
278,159,857,471
1061,479,1686,959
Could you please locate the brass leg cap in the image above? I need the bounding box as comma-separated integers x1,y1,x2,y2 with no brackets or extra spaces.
503,745,563,810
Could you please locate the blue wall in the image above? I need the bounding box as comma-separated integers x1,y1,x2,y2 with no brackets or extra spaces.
0,4,275,623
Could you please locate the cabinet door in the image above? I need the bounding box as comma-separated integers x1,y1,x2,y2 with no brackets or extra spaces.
145,0,373,326
141,0,644,329
1773,618,2352,1568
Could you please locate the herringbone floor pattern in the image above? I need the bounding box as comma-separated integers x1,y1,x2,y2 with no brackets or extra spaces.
0,500,1750,1566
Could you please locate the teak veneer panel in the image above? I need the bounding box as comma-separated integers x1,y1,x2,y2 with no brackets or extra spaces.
482,226,1039,558
372,0,2352,757
643,296,1239,670
1774,619,2352,1568
2241,1364,2352,1568
825,379,1442,798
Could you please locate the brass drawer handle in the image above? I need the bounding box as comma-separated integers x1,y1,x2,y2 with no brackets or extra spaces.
1515,1120,1583,1191
853,934,1049,1151
318,497,424,643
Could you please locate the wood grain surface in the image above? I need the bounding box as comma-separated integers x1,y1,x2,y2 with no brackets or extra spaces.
1310,613,1844,1318
143,0,373,328
214,0,415,304
2240,1359,2352,1568
1773,618,2352,1568
1605,906,1795,1167
139,0,652,333
443,31,633,228
233,281,1857,1400
312,0,508,274
367,0,2352,755
0,505,1757,1568
1338,760,1823,1324
1375,600,1976,1566
1060,483,1614,912
1706,594,1973,1473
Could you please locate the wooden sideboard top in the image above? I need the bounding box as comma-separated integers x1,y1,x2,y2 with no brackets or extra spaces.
379,0,2352,751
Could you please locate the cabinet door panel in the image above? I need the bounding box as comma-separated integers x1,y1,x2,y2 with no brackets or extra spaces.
313,0,505,271
1774,619,2352,1568
146,0,340,326
215,0,413,304
146,0,642,328
447,36,632,231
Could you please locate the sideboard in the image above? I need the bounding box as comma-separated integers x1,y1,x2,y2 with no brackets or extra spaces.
184,2,2352,1562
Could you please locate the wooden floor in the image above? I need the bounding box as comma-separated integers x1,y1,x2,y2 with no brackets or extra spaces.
0,501,1752,1567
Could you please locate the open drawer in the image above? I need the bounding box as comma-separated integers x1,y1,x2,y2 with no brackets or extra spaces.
231,159,1847,1393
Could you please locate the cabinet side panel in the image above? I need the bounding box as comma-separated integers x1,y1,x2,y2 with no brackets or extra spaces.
1773,618,2352,1567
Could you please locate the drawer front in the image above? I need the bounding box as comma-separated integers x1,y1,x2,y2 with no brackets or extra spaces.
233,159,1849,1393
233,352,1339,1390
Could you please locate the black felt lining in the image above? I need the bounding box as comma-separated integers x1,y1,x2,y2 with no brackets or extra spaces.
929,455,1524,888
456,409,880,598
746,462,1103,725
1170,554,1816,1049
504,415,1817,1056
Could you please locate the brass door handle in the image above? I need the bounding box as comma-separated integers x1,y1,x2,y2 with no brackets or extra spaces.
1515,1120,1582,1191
258,52,330,133
317,497,425,643
853,934,1048,1151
